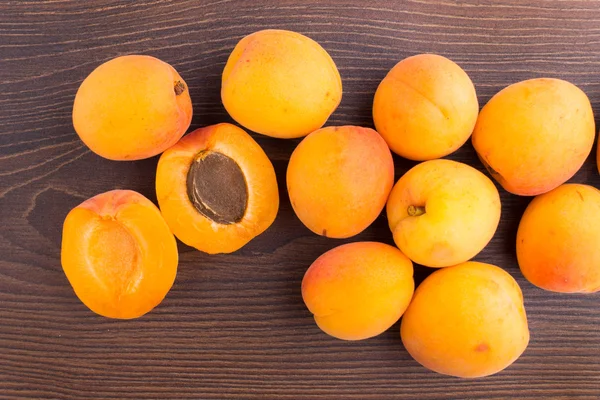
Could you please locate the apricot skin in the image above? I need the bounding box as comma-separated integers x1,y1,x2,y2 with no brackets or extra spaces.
472,78,595,196
598,138,600,175
61,190,178,319
517,184,600,293
156,123,279,254
302,242,414,341
373,54,479,161
73,55,193,161
287,126,394,238
386,159,500,268
221,29,342,139
401,262,529,378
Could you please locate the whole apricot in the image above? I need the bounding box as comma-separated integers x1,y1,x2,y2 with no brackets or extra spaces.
302,242,414,341
287,126,394,238
73,55,193,160
221,29,342,139
61,190,178,319
517,184,600,293
373,54,479,161
156,123,279,254
386,159,500,268
472,78,595,196
401,262,529,378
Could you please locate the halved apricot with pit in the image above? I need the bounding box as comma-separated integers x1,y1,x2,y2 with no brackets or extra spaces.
156,123,279,254
61,190,178,319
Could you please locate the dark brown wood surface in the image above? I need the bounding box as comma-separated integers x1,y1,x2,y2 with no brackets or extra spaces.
1,1,600,398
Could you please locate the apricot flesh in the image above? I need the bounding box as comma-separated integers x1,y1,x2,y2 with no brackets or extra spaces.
517,184,600,293
156,123,279,254
401,262,529,378
287,125,394,238
73,55,193,160
373,54,479,161
61,190,178,319
302,242,414,341
386,159,500,268
222,29,342,139
472,78,595,196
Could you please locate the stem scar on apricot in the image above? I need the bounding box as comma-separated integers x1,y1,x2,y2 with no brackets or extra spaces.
174,80,186,95
407,205,426,217
186,151,249,225
479,155,504,183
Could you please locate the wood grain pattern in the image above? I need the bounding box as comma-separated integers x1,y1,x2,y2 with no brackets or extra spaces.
1,0,600,398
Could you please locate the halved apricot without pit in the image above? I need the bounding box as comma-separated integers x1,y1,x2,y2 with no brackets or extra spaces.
156,123,279,254
61,190,178,319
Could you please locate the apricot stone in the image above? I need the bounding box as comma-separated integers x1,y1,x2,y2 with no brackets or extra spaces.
221,29,342,139
61,190,178,319
302,242,414,341
401,262,529,378
287,126,394,238
73,55,193,160
472,78,595,196
517,184,600,293
386,159,500,268
156,123,279,254
373,54,479,161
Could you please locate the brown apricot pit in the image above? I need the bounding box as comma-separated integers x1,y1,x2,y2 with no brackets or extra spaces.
186,151,248,225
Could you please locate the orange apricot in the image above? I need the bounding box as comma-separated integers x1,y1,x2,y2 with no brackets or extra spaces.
373,54,479,161
287,125,394,238
472,78,595,196
386,159,501,268
401,262,529,378
517,184,600,293
61,190,178,319
222,29,342,139
302,242,414,340
156,123,279,254
73,55,193,160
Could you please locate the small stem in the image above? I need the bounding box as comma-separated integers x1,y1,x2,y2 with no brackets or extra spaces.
174,81,186,95
407,205,426,217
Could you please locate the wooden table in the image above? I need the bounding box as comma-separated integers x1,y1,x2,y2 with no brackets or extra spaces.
1,1,599,398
